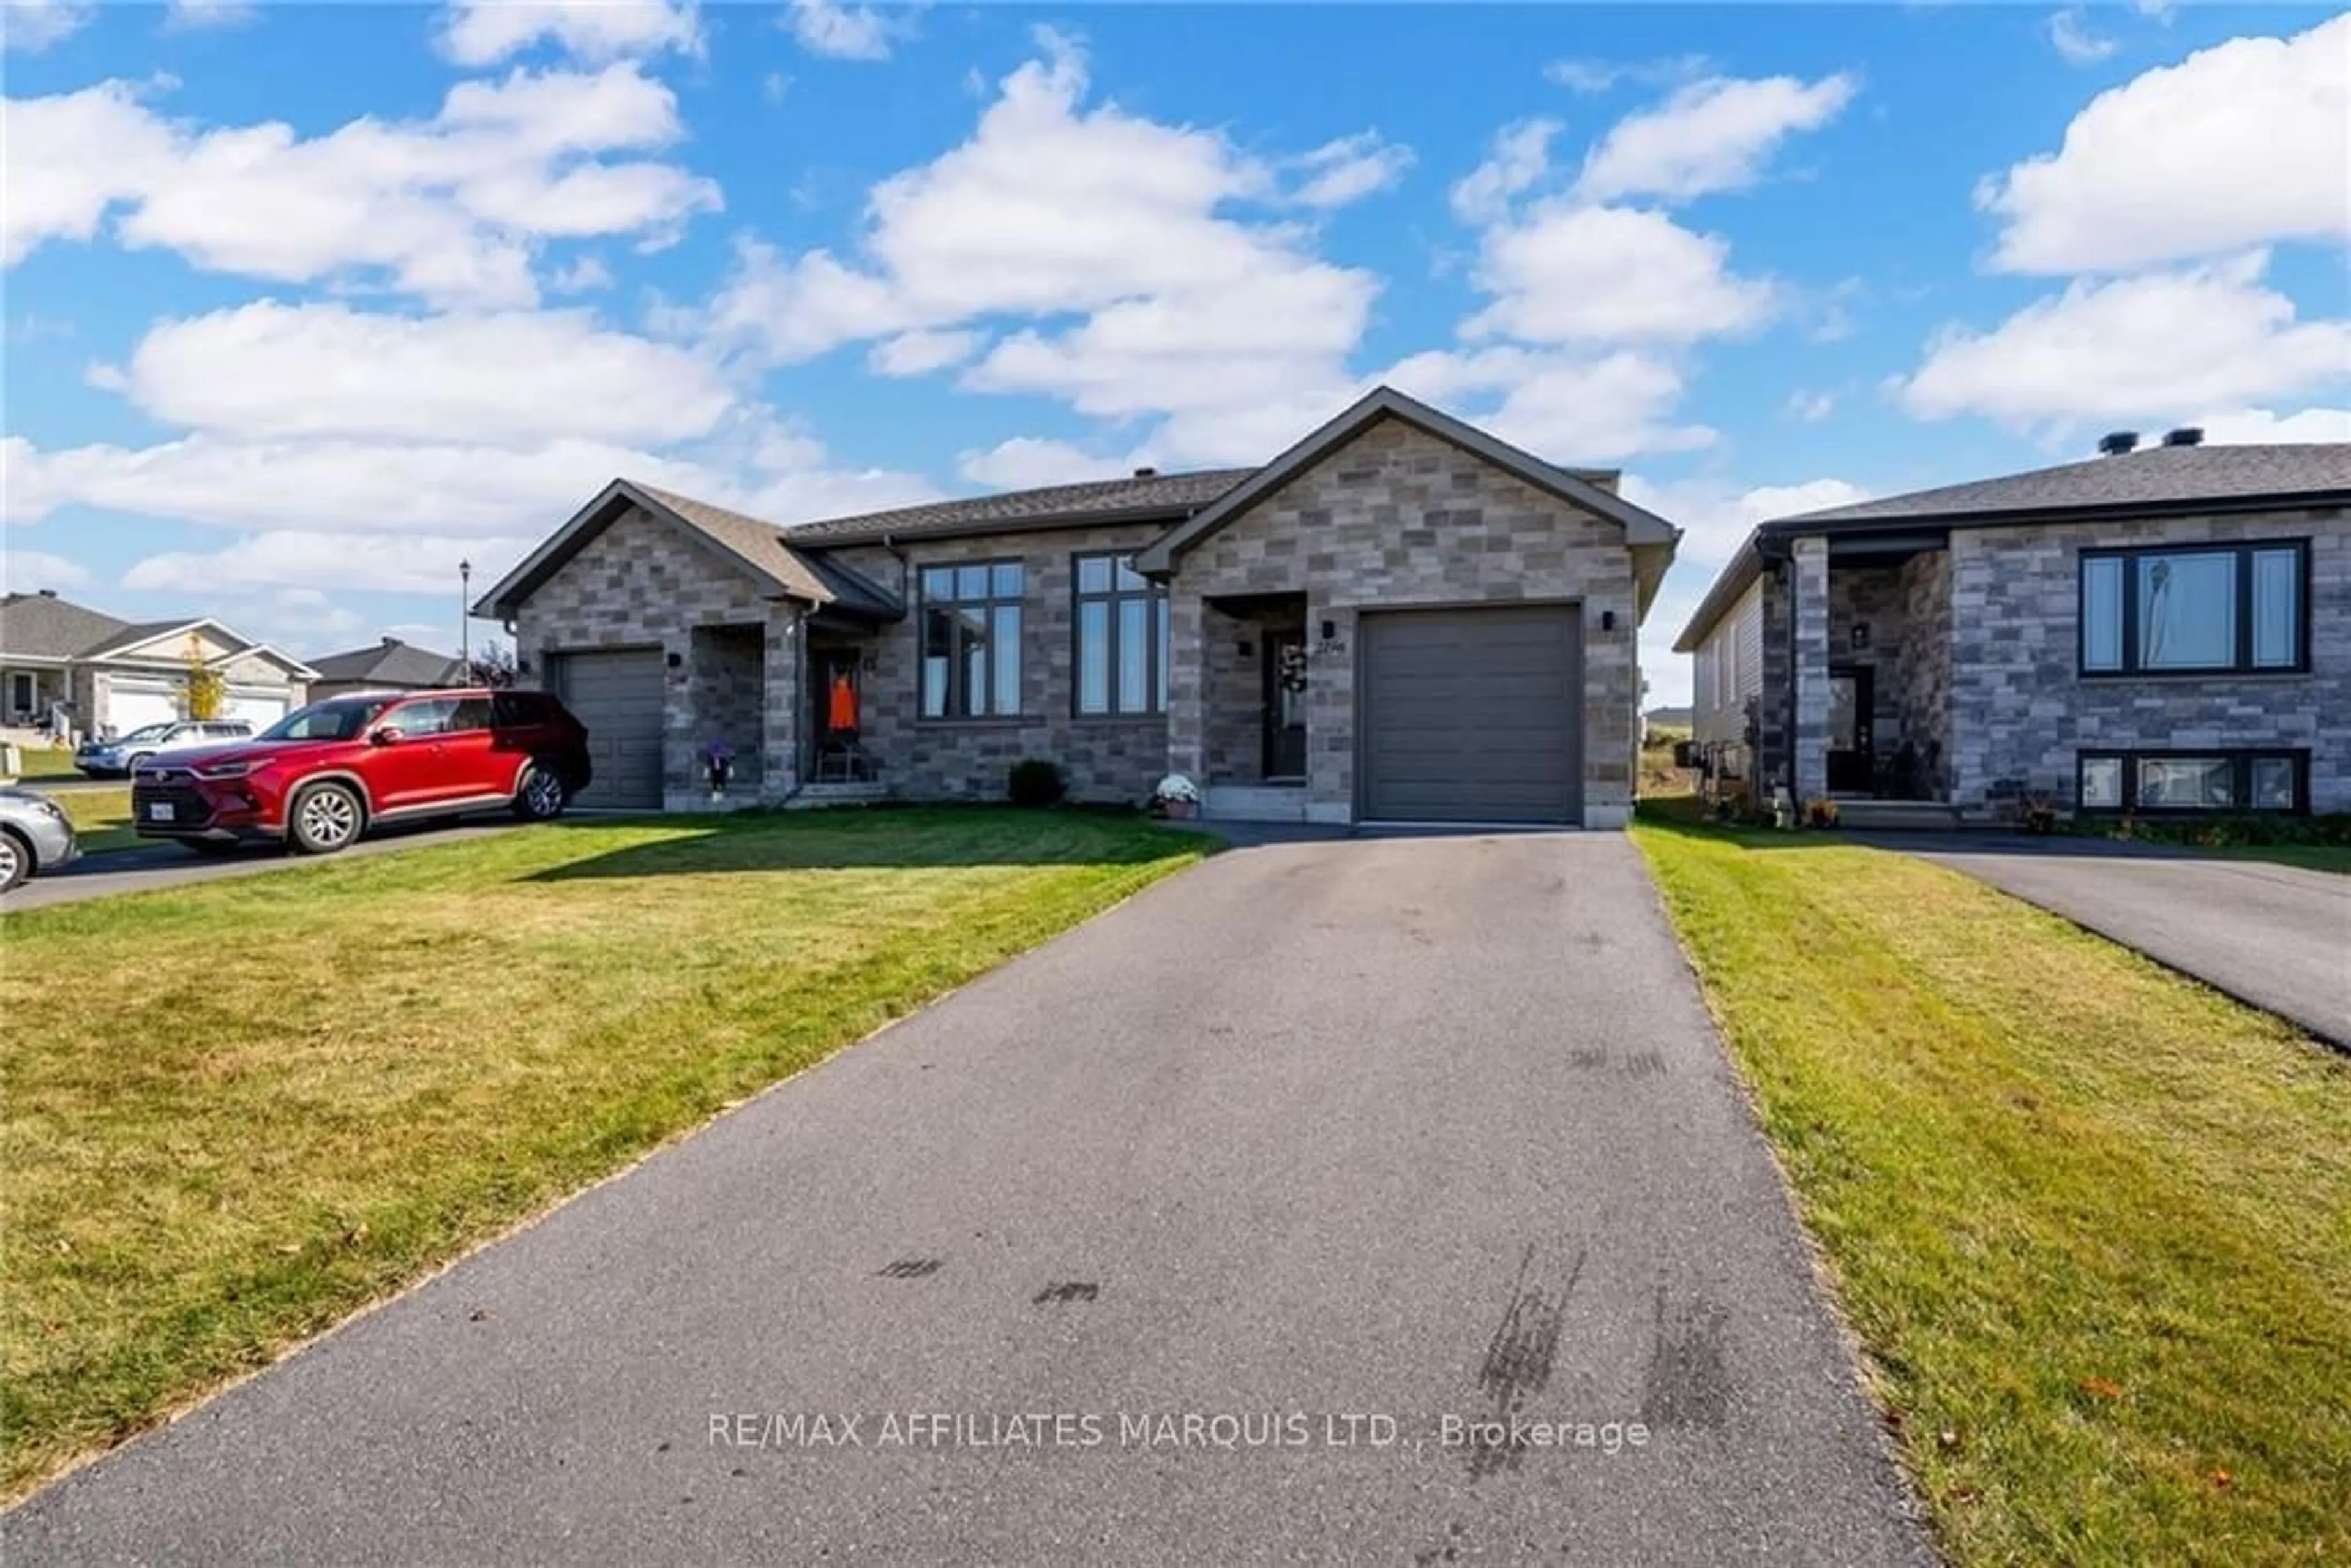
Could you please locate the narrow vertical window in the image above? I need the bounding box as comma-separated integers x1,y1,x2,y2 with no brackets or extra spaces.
1073,552,1168,715
2251,548,2299,669
2080,556,2123,672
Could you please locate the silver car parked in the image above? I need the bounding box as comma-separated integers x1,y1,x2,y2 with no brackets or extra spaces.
0,787,78,894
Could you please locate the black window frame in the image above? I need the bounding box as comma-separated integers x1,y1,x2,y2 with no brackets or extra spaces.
2074,748,2309,815
1070,552,1169,718
917,559,1025,722
2077,539,2311,678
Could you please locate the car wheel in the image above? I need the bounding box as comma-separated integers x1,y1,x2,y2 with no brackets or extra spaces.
512,762,569,822
0,828,29,893
288,781,365,855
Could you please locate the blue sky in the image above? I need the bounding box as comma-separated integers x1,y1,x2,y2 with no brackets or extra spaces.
4,1,2345,703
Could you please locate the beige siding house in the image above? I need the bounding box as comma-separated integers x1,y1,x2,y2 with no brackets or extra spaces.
478,388,1682,827
0,591,314,740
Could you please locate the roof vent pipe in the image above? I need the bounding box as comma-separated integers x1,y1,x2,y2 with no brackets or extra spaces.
2162,427,2205,448
2098,431,2140,456
1133,466,1158,478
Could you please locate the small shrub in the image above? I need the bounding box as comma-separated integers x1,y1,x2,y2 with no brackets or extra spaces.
1008,758,1067,808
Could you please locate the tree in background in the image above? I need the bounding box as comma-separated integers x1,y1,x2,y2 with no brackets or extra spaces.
463,643,518,689
182,634,226,721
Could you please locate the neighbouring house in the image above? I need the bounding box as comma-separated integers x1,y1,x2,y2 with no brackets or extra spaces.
476,387,1681,827
306,637,465,699
0,590,316,741
1676,432,2351,818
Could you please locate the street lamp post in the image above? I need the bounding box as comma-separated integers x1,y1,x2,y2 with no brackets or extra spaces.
459,559,472,675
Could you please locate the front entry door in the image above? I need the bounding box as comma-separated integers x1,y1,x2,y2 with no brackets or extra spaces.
1262,629,1308,779
1826,663,1875,794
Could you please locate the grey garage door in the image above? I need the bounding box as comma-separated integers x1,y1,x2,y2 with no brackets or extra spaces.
1359,605,1581,825
547,648,665,810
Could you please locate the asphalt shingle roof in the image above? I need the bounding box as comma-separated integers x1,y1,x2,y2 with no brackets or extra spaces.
1773,442,2351,531
309,639,465,687
1677,441,2351,650
782,468,1259,545
0,593,133,659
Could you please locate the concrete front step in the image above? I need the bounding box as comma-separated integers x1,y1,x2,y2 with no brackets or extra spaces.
1831,800,1968,833
783,781,891,809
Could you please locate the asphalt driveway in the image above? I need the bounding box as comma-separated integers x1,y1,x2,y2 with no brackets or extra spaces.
5,832,1926,1564
1884,836,2350,1049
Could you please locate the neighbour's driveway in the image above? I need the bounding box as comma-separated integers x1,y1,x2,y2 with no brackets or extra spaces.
1885,837,2350,1049
1,822,522,912
4,833,1927,1565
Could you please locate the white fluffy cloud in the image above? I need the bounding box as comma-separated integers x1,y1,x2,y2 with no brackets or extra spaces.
956,436,1144,490
1291,132,1414,209
9,428,936,538
2191,407,2351,445
1895,251,2351,431
1575,72,1856,203
2,1,89,53
1981,14,2351,272
1466,204,1775,345
124,530,544,598
1449,119,1559,225
1,547,93,591
437,1,702,65
701,31,1379,465
1381,346,1717,462
1,65,720,306
105,301,736,446
2045,8,2118,68
163,1,259,32
867,328,982,378
784,0,906,62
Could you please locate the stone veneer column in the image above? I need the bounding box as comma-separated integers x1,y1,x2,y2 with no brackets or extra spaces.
760,603,803,802
1791,534,1831,802
1163,585,1207,782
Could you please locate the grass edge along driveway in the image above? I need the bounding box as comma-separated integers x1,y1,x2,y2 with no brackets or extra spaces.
0,808,1208,1501
1632,806,2350,1566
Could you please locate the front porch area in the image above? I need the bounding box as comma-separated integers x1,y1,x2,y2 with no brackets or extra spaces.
1784,533,1954,805
1193,592,1316,823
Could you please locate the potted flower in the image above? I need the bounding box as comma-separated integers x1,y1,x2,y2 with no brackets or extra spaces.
1152,773,1201,820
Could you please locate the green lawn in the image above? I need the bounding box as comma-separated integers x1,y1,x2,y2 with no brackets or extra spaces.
4,746,84,783
0,808,1207,1499
1632,808,2351,1566
54,784,138,854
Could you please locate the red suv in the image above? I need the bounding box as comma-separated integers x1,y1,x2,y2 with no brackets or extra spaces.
132,689,593,856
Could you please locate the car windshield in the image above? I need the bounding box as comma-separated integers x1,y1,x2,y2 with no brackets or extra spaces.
259,697,395,741
113,722,176,744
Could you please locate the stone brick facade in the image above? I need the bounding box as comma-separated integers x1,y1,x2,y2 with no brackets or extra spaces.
1164,417,1644,827
1946,508,2350,812
1897,549,1953,798
1790,536,1830,801
511,503,801,811
508,421,1662,826
822,523,1171,805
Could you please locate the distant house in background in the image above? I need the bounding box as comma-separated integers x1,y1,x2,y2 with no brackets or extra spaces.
306,637,465,699
0,590,315,741
1676,435,2350,819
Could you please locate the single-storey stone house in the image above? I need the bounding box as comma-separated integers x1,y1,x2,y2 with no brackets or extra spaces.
1676,433,2351,818
476,387,1682,827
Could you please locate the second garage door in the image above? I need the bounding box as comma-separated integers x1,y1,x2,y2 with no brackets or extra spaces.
1359,605,1582,825
547,648,666,810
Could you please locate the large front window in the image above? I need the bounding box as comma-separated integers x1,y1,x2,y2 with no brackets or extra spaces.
920,561,1023,719
1073,553,1169,716
2080,541,2306,675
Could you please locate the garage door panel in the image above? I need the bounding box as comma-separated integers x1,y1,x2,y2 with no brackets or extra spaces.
549,649,665,811
1360,606,1581,824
